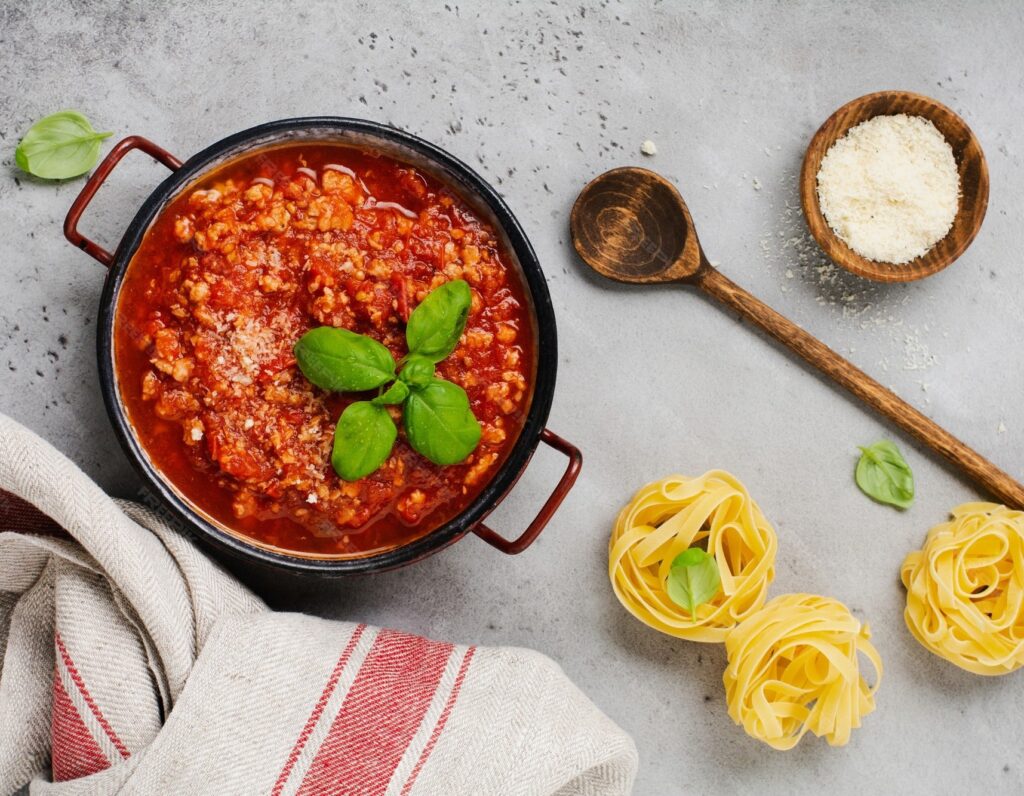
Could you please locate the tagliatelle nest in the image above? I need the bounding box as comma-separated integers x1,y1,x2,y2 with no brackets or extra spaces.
723,593,882,750
608,471,777,643
901,502,1024,676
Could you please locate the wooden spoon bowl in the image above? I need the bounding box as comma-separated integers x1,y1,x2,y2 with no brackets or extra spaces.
800,90,989,283
571,167,704,283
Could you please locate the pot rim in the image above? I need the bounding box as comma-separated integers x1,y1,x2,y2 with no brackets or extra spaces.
95,117,558,574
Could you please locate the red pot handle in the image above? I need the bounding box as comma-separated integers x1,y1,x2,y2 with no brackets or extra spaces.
64,136,182,267
473,428,582,555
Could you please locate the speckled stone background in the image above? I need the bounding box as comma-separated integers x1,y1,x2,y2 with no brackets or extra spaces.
2,1,1023,793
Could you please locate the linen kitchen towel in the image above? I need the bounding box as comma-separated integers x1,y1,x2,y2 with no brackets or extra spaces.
0,413,637,795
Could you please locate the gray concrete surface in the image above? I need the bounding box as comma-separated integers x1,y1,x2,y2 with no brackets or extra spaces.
3,1,1024,793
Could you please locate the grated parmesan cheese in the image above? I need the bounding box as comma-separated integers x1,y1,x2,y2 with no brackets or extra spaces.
816,114,960,264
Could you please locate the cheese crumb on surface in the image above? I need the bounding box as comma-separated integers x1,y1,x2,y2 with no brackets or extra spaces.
816,114,960,265
640,139,657,156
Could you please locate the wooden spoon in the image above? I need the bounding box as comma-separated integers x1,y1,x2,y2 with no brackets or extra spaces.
571,167,1024,508
801,90,989,283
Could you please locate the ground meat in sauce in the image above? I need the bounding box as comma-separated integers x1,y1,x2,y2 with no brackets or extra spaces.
115,145,533,557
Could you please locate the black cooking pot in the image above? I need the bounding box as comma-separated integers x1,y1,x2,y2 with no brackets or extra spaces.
64,118,580,574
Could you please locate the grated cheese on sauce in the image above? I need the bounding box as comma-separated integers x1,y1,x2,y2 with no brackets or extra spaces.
816,114,960,265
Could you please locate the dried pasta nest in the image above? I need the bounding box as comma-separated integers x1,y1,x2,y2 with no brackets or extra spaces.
901,502,1024,676
608,470,777,643
723,593,882,750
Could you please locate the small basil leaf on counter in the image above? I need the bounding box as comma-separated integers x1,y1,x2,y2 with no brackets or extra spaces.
15,111,113,179
294,327,396,392
331,401,397,481
666,548,721,620
398,354,435,388
855,440,914,509
372,379,409,406
403,378,481,465
405,279,472,362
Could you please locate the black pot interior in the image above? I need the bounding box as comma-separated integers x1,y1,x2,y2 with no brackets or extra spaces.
97,118,558,574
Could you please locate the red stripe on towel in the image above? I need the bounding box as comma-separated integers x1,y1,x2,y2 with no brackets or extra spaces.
55,633,129,760
296,630,455,796
50,668,110,781
400,646,476,795
271,624,367,796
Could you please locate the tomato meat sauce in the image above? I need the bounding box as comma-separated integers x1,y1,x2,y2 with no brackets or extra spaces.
115,144,534,557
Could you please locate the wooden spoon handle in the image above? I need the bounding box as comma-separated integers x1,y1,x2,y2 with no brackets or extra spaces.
697,266,1024,508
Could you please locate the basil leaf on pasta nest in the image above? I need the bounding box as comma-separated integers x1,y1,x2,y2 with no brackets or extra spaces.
294,327,396,392
403,378,481,465
855,440,914,509
15,110,113,179
666,548,721,620
331,401,397,481
405,279,472,362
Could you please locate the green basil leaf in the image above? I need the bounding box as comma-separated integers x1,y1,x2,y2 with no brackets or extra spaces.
294,327,396,392
15,110,113,179
855,440,914,509
403,378,481,465
666,548,721,620
372,379,409,406
405,279,472,362
331,401,397,481
398,354,435,388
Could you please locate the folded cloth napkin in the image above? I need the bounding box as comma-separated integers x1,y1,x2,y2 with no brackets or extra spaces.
0,413,637,795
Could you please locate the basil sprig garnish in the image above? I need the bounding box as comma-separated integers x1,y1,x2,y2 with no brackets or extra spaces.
405,280,472,362
397,354,435,388
855,440,914,509
294,279,480,481
332,402,398,481
15,111,113,179
665,548,721,620
404,378,482,465
294,327,396,392
372,379,409,406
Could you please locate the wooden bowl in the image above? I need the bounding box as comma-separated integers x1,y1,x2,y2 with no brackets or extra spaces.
800,90,989,283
